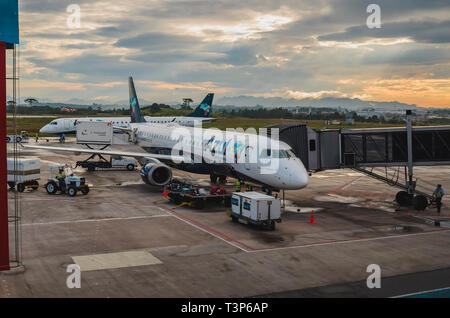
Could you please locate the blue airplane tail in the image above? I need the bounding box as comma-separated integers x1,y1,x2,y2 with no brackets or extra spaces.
187,93,214,118
129,76,146,123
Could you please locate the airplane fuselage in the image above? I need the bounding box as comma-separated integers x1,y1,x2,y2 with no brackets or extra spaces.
39,116,215,134
131,122,309,190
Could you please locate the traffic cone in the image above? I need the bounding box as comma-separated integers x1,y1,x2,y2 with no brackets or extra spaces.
309,210,315,224
163,186,168,196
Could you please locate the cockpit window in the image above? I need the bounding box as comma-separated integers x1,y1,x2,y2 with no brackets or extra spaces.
278,150,288,158
260,149,271,159
285,149,296,158
50,121,57,125
260,149,295,159
279,149,296,158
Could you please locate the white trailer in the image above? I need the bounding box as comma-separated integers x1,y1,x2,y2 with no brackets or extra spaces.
76,120,132,145
7,158,40,192
230,192,281,230
76,121,113,145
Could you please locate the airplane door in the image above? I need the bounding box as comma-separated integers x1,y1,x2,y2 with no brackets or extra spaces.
64,119,71,130
245,146,252,171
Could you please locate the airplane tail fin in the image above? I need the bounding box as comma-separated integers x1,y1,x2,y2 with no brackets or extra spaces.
187,93,214,118
129,76,146,123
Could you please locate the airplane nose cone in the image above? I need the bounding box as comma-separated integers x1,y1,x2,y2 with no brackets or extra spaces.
293,167,309,189
39,126,48,133
284,159,309,189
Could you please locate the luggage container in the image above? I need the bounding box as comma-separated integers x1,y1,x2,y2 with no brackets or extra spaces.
7,158,40,192
230,192,281,230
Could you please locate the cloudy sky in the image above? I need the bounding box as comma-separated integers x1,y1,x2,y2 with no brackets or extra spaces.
13,0,450,107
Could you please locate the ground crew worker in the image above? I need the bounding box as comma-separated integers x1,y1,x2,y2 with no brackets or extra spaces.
433,184,445,214
56,167,66,192
246,184,252,192
235,179,241,192
35,132,39,143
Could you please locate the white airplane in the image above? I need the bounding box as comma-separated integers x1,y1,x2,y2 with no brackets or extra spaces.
26,77,308,191
39,93,215,135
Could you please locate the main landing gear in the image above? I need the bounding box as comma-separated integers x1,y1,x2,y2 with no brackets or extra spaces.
395,191,428,211
210,173,227,185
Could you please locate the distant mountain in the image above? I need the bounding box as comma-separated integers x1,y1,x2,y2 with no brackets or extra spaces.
10,97,176,110
8,95,433,112
216,95,421,111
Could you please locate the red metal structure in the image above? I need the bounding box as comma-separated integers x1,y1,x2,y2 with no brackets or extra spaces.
0,0,19,272
0,41,10,271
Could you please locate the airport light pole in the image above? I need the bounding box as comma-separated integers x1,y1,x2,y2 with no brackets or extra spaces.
0,41,10,271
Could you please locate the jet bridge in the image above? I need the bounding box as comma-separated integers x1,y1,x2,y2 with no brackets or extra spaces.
340,126,450,167
268,111,450,210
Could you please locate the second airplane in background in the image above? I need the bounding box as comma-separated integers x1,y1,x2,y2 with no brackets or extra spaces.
39,93,215,135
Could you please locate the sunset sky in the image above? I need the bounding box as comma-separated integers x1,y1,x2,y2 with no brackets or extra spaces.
14,0,450,107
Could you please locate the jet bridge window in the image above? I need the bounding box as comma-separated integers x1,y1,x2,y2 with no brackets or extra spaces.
309,139,316,151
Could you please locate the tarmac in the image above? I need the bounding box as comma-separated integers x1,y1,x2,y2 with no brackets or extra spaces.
1,140,449,297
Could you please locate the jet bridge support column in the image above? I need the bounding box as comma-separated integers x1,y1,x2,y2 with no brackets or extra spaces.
406,110,416,195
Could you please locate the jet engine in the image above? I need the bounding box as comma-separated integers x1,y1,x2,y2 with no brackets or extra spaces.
140,162,172,186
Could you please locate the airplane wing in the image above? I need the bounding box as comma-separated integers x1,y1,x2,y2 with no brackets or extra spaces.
23,144,185,162
200,118,216,124
112,125,133,132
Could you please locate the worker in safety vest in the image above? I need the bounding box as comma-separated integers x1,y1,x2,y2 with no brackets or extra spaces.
235,180,241,192
433,184,445,214
56,167,66,192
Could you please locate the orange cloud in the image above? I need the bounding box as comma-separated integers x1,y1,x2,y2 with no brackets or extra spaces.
286,90,349,99
356,78,450,108
88,81,126,88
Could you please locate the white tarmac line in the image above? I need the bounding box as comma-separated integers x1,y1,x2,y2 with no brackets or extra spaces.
247,228,450,253
341,176,362,190
157,207,249,252
21,214,171,226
